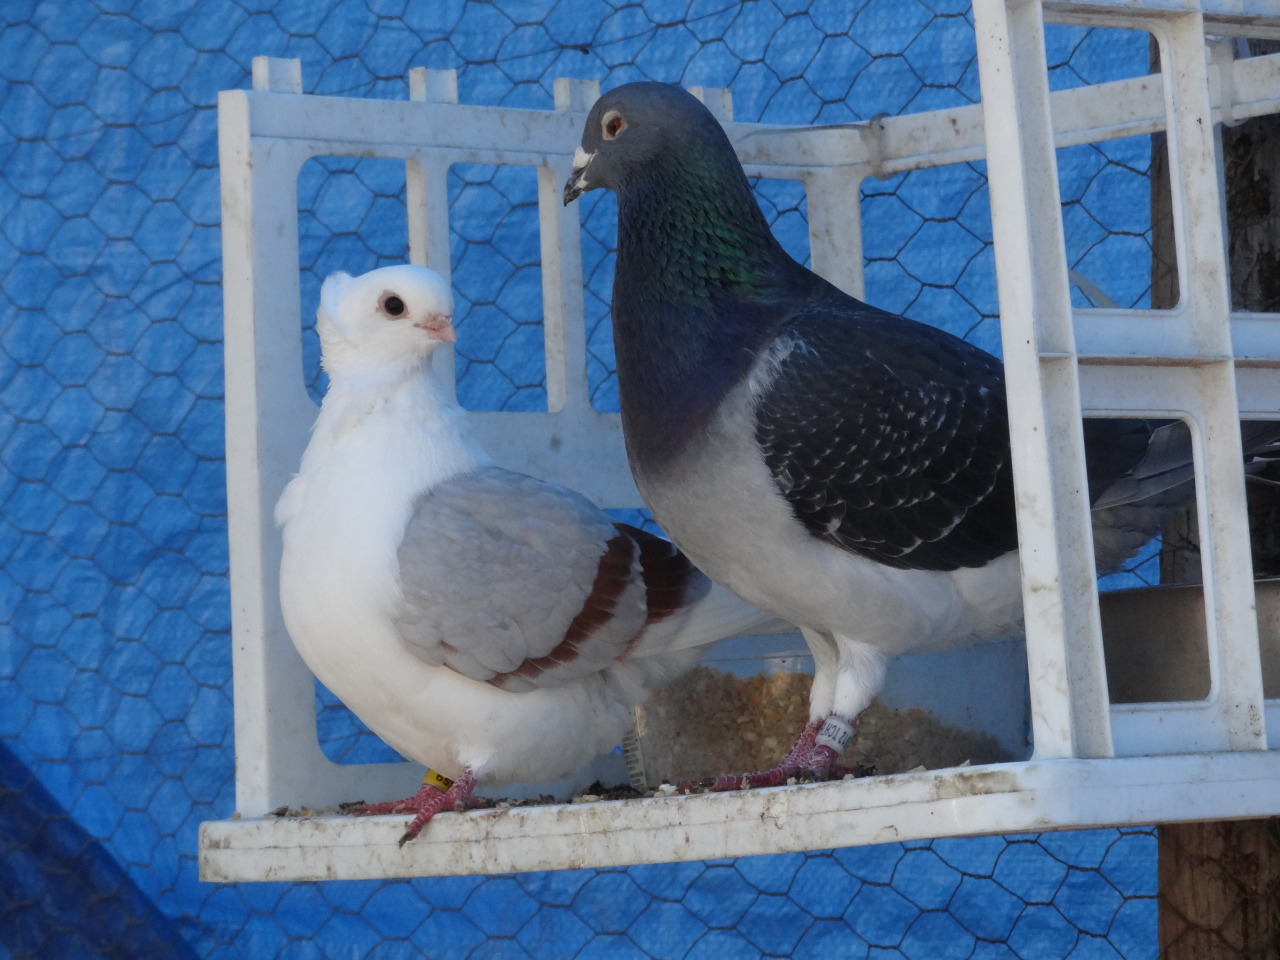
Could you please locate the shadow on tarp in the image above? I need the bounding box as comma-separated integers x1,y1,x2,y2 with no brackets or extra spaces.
0,741,198,960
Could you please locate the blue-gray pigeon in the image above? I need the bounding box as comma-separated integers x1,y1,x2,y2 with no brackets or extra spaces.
563,81,1280,791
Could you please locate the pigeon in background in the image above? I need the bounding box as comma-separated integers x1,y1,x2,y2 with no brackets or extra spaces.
563,81,1280,791
276,264,787,842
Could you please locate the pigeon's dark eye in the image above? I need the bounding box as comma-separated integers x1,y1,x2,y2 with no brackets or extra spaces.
602,111,626,141
381,293,406,318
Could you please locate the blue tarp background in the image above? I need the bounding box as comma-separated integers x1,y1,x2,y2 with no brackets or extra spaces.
1,1,1161,956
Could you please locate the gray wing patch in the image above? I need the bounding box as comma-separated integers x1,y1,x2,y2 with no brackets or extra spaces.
393,467,648,691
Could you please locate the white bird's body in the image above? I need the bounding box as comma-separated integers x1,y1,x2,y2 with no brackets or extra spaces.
277,265,784,838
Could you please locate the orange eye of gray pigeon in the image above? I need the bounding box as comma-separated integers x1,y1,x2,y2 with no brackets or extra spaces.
602,111,626,140
380,293,406,318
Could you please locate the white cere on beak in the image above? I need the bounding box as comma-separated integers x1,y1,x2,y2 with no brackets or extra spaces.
564,146,597,204
571,146,593,183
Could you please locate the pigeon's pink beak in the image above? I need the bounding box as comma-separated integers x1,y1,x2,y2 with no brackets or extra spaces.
416,314,457,343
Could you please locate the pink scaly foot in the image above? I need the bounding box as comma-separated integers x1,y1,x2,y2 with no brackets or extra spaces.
678,717,863,793
343,767,487,846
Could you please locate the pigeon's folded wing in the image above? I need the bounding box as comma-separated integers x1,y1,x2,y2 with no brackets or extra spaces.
753,304,1019,572
393,466,704,692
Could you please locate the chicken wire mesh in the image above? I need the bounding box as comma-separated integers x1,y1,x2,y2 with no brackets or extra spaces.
0,0,1172,956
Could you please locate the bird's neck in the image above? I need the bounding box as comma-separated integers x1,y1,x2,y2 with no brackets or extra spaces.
611,156,794,465
321,339,431,386
311,358,488,493
319,355,434,423
615,151,785,304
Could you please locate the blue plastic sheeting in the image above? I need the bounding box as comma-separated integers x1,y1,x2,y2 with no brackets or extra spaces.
0,0,1158,956
0,740,199,959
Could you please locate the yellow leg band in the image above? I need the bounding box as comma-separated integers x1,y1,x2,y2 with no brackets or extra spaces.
423,768,455,791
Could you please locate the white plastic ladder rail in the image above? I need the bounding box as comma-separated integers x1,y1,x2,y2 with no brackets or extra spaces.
203,2,1280,881
975,0,1280,761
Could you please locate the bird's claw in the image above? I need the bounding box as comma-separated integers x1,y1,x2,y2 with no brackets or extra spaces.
678,758,867,794
345,768,479,845
677,720,869,794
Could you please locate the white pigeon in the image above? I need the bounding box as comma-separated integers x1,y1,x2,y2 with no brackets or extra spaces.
276,264,786,843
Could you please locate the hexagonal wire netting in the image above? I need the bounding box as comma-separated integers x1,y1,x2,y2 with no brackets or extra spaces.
0,1,1170,957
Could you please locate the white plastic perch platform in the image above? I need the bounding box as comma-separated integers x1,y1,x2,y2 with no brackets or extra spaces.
204,0,1280,882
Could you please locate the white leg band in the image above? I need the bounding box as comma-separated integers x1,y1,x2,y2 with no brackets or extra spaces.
815,716,855,752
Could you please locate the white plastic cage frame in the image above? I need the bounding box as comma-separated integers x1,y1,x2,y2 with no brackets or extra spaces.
202,0,1280,883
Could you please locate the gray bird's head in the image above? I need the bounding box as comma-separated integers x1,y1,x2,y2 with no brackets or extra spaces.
317,264,457,375
562,81,733,204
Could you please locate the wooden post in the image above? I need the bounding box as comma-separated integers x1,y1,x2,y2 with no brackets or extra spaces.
1159,820,1280,957
1154,37,1280,959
